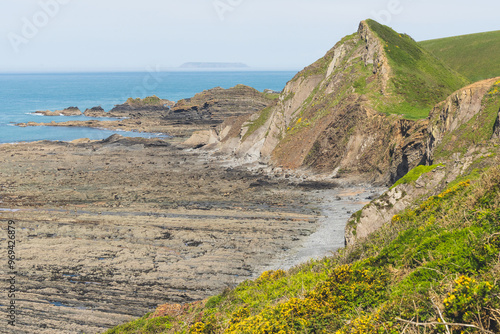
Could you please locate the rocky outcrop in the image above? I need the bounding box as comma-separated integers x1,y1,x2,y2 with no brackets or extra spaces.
345,165,446,245
357,20,392,94
388,119,428,183
426,77,500,162
167,85,273,125
182,129,219,148
109,96,174,118
35,107,82,116
81,97,175,118
18,88,277,143
83,106,107,117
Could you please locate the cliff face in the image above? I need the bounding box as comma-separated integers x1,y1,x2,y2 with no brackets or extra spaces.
212,20,464,184
346,77,500,245
426,77,500,162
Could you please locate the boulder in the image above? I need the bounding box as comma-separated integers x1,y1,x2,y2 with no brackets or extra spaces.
84,106,108,117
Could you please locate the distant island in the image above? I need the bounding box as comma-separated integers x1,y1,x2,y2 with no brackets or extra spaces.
179,62,249,69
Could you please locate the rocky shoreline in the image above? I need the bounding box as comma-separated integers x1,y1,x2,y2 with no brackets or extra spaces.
19,86,274,138
0,85,387,333
0,135,379,334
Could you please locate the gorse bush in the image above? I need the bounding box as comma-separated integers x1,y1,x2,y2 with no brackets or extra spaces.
224,265,388,333
444,276,500,332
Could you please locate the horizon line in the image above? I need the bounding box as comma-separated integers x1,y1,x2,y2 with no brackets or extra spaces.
0,67,302,75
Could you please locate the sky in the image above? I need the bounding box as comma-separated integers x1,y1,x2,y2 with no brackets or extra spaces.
1,0,499,72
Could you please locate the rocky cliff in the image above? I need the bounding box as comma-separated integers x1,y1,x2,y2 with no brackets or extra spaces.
83,106,108,117
204,20,466,184
427,77,500,163
346,77,500,245
81,96,175,118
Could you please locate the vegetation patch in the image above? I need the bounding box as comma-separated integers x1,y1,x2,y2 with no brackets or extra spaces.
242,105,274,141
366,19,469,119
127,95,164,106
390,164,442,189
420,30,500,82
263,92,280,100
105,314,173,333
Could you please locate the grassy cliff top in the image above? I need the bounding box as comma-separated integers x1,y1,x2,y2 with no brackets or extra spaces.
366,19,470,119
420,30,500,82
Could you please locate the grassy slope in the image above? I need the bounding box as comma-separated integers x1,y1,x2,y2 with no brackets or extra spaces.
420,30,500,82
366,20,470,119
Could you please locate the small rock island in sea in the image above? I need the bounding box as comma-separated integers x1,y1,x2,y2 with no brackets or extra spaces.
34,106,82,116
179,62,249,69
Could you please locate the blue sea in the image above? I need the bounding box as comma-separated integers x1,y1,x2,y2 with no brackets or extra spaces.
0,71,296,143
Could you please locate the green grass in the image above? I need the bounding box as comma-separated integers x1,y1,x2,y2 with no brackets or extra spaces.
379,101,432,120
104,314,173,333
366,19,469,119
420,30,500,82
263,93,280,100
242,105,274,141
390,164,442,189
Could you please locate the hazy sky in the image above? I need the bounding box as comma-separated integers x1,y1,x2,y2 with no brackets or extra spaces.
1,0,499,72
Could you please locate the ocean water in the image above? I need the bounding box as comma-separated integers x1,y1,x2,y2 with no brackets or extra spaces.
0,71,296,143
